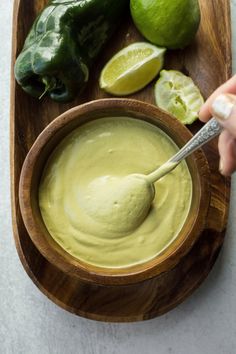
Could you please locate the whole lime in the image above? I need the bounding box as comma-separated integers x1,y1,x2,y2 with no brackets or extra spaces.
130,0,201,49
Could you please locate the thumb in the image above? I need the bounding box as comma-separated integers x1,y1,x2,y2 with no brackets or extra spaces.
211,94,236,137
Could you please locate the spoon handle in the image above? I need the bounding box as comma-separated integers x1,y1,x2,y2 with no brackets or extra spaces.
147,118,222,183
170,117,222,163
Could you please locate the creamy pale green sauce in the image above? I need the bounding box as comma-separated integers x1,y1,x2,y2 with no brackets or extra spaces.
39,117,192,268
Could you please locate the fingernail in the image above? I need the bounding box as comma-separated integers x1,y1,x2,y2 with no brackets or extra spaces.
212,94,236,120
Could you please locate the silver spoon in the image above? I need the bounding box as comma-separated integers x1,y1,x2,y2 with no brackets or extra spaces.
146,117,222,183
82,117,223,235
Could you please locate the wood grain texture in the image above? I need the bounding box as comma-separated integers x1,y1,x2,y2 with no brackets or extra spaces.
10,0,232,322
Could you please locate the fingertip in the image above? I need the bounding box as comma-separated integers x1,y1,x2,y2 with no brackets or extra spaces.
219,158,232,176
198,104,211,122
199,96,215,122
198,95,213,122
199,75,236,123
219,163,235,177
218,132,236,176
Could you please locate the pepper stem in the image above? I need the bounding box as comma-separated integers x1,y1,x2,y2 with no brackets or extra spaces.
39,77,57,100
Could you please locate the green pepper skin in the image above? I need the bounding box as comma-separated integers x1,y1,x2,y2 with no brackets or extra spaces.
15,0,128,102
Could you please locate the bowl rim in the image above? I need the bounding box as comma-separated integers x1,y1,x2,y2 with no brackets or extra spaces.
19,98,211,286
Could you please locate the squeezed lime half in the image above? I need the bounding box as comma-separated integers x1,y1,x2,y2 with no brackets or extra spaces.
155,70,204,125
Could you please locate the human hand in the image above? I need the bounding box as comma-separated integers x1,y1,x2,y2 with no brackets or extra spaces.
199,75,236,176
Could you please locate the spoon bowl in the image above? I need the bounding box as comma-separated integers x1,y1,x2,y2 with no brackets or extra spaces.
79,174,155,237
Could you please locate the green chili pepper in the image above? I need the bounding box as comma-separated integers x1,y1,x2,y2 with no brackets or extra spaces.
14,0,128,102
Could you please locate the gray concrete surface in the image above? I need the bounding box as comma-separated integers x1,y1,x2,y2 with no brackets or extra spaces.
1,1,236,354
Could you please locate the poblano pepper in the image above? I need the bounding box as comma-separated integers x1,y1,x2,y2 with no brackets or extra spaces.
14,0,128,102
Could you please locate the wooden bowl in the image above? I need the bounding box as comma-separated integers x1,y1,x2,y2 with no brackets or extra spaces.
19,98,210,286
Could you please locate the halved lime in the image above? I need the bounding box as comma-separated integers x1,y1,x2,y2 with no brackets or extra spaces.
130,0,200,49
155,70,204,125
99,42,166,95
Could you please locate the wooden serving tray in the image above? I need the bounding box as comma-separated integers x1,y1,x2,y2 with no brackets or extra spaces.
11,0,231,322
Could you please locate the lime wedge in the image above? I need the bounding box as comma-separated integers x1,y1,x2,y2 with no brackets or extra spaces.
155,70,204,124
99,42,166,95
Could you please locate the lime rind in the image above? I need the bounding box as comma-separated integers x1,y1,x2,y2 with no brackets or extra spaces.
155,70,204,125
